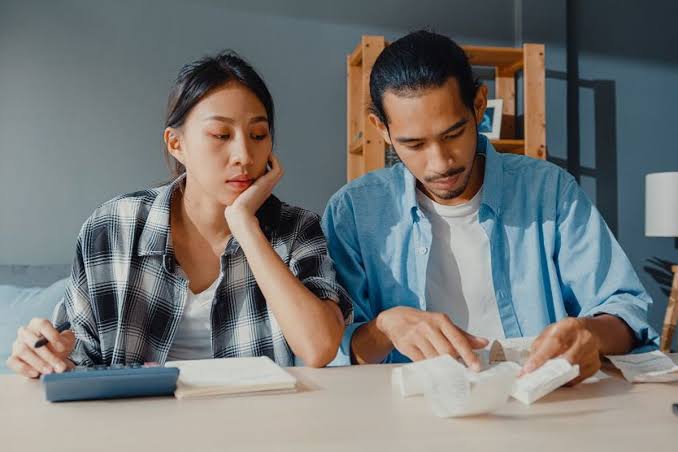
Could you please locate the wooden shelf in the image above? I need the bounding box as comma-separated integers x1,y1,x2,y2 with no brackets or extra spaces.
491,139,525,153
462,46,523,72
351,139,526,156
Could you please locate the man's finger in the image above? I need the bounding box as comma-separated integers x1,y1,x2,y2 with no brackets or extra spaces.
426,328,458,358
400,343,425,362
414,336,438,360
566,360,601,386
439,322,480,371
521,337,564,375
463,331,490,349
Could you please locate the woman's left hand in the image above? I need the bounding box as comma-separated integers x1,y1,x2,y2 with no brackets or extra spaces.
224,154,284,235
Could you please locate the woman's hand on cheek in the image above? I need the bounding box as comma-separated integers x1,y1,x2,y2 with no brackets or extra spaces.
224,154,284,236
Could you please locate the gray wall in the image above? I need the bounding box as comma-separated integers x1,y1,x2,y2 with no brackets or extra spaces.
572,1,678,338
0,0,514,265
520,0,678,339
2,0,677,339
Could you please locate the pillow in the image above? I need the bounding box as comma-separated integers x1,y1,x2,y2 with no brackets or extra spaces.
0,278,67,374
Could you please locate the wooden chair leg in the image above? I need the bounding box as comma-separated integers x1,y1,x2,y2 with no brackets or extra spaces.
660,265,678,352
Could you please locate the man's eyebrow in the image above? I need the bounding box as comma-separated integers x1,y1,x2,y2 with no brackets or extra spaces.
394,118,468,143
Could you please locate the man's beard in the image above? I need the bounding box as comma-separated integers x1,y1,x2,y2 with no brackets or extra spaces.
423,151,477,200
426,167,473,200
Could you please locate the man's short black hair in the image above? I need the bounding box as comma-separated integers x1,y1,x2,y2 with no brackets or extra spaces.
369,30,480,125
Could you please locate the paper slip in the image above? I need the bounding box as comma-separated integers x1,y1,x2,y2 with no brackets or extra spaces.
488,337,536,366
487,338,580,404
165,356,298,399
395,355,519,418
393,335,581,410
582,370,610,385
511,358,579,405
392,363,426,398
606,351,678,383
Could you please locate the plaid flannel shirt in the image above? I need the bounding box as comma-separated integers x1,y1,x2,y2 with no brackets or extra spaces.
53,177,353,367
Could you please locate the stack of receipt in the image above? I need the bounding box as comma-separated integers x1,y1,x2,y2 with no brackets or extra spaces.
392,355,519,417
392,337,580,417
606,350,678,383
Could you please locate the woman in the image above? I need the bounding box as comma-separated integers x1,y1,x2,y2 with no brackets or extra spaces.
7,50,352,377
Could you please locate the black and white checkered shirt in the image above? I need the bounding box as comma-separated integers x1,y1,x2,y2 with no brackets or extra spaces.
53,177,353,367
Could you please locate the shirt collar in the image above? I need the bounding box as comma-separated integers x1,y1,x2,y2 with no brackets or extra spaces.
137,175,183,257
478,134,504,216
137,174,282,257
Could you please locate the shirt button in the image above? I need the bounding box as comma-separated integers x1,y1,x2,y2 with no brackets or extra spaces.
418,247,429,255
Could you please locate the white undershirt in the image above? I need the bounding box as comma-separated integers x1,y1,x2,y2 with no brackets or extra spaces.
166,274,220,361
416,187,505,340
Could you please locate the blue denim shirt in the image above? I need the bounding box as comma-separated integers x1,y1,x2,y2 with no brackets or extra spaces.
323,135,658,364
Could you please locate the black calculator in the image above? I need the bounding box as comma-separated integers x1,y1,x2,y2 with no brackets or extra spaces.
41,363,180,402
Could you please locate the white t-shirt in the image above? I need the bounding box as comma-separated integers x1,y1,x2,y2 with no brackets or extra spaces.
416,187,505,340
166,274,221,361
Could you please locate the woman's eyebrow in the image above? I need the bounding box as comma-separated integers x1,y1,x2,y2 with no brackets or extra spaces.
203,115,235,123
249,116,269,124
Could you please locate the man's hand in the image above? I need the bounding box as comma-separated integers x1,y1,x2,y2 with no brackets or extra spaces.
376,307,489,370
522,317,601,385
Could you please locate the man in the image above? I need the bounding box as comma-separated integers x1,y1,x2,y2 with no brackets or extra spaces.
323,30,657,383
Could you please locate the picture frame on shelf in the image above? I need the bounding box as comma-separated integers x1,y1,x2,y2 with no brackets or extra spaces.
479,98,503,140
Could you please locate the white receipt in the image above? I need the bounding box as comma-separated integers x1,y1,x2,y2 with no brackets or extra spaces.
489,337,535,366
393,336,582,412
511,358,579,405
416,355,519,417
606,351,678,383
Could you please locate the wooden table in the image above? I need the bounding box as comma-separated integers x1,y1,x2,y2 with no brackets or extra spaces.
1,359,677,452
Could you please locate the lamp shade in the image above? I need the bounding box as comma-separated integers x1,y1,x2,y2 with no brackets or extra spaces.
645,172,678,237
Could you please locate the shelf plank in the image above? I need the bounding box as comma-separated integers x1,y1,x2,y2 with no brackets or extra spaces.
462,45,523,69
348,44,362,66
352,139,525,156
491,139,525,154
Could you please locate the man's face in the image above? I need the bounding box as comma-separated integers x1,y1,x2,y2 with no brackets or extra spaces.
373,78,487,204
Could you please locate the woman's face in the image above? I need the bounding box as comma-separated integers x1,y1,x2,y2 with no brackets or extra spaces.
166,82,272,206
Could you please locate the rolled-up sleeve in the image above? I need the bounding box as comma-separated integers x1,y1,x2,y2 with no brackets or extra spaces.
555,176,659,346
322,192,375,365
51,229,103,366
288,212,354,326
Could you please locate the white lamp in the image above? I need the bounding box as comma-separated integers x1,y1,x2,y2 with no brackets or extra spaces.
645,172,678,352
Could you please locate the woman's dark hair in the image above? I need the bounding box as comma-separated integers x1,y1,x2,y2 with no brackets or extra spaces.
369,30,480,126
164,50,274,177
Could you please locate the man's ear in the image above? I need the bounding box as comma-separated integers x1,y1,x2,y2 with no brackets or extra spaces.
473,84,489,126
163,127,185,166
368,113,392,145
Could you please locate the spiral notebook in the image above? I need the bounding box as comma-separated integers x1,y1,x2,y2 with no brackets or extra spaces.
165,356,298,400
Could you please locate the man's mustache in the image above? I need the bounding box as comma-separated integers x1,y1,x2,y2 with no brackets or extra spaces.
424,167,465,183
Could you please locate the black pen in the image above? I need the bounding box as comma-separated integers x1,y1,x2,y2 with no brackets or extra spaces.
34,321,71,348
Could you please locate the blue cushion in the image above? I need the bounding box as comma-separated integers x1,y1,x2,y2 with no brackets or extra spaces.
0,279,67,373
